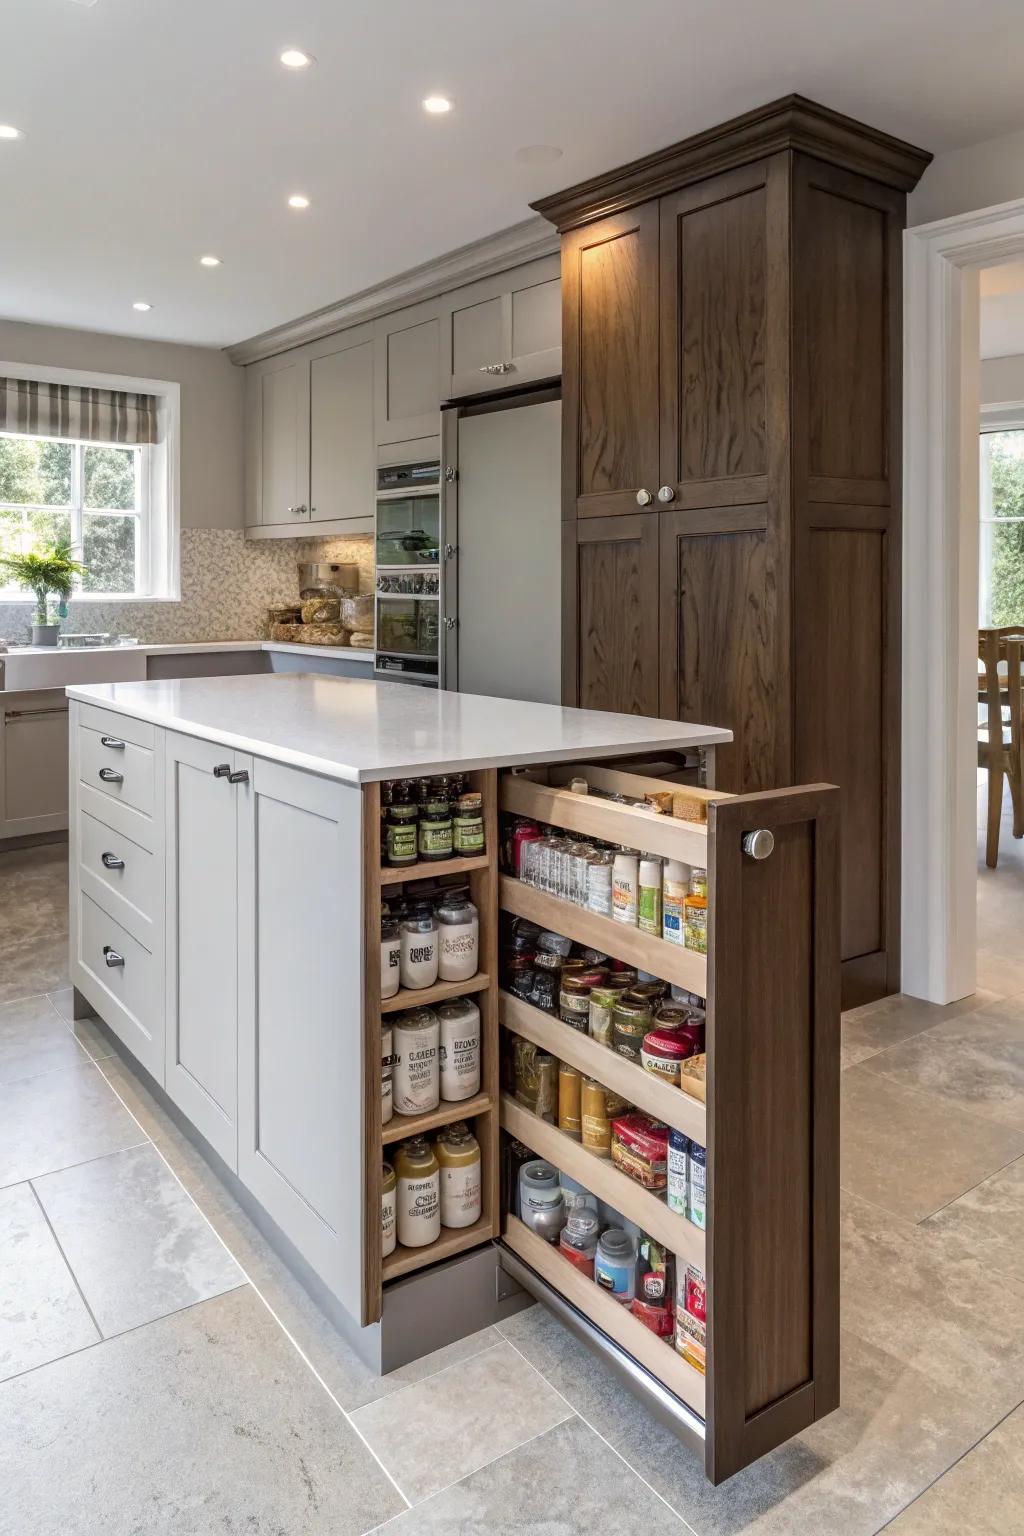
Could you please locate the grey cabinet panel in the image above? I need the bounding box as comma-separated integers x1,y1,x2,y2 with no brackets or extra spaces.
451,296,506,384
310,340,374,525
260,361,309,527
442,257,561,398
511,277,561,369
376,306,442,443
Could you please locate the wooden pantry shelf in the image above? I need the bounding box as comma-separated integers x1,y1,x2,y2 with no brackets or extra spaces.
501,772,712,868
380,971,492,1015
499,991,706,1146
382,1212,495,1283
499,876,708,997
382,1091,492,1145
503,1215,706,1419
500,1092,705,1272
379,853,491,887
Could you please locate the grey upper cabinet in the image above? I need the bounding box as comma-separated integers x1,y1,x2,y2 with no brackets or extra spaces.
374,301,443,445
309,338,375,526
258,358,310,528
441,256,561,399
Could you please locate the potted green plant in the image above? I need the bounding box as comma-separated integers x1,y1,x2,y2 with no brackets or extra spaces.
0,540,88,646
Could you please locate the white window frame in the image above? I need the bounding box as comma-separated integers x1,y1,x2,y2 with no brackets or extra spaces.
0,360,180,601
979,404,1024,627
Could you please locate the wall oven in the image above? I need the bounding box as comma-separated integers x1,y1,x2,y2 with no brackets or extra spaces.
374,457,443,686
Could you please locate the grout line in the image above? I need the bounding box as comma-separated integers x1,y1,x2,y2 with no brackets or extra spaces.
854,1046,1024,1138
81,1051,411,1513
0,1139,150,1193
494,1326,701,1536
915,1148,1024,1225
875,1395,1024,1532
26,1180,104,1342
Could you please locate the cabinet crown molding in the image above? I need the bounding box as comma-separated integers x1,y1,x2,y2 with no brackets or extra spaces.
531,94,932,231
226,217,559,367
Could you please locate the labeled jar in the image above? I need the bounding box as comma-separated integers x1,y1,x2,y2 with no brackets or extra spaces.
610,1112,669,1192
531,950,562,1014
688,1140,707,1230
662,858,691,946
510,818,541,876
436,1121,482,1229
612,852,639,925
381,1023,394,1124
513,1039,558,1122
385,801,419,868
559,1209,599,1277
581,1077,613,1158
392,1007,440,1115
559,976,592,1033
588,984,623,1048
640,1027,696,1085
595,1228,637,1303
436,896,479,983
586,851,615,915
612,993,653,1062
382,1161,397,1258
418,799,453,862
667,1128,689,1215
399,910,439,990
394,1137,440,1248
453,791,485,856
381,916,401,1001
519,1159,565,1242
638,855,663,936
558,1062,582,1141
684,869,708,955
437,998,481,1101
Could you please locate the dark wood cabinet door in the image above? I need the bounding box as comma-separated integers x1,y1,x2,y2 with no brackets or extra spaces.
659,159,788,515
562,514,659,714
561,203,661,520
660,512,782,791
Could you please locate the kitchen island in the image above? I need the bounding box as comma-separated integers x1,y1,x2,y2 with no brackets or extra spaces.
66,672,839,1484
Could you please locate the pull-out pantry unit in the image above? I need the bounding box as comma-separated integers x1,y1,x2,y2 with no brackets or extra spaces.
67,674,837,1486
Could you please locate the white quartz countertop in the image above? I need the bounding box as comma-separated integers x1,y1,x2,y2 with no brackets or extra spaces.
3,640,374,661
66,673,732,786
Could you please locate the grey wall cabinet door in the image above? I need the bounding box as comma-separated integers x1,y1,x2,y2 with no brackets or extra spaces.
442,257,561,399
236,758,365,1321
165,731,246,1169
259,359,310,526
374,303,442,444
309,340,374,526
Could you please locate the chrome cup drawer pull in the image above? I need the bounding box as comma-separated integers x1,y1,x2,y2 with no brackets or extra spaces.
102,946,125,968
98,767,124,783
100,736,126,749
101,852,125,871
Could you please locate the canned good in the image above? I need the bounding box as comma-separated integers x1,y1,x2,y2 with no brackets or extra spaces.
612,993,653,1062
560,976,592,1032
581,1077,612,1158
640,1027,697,1084
667,1128,689,1215
610,1113,669,1192
588,986,620,1048
558,1063,582,1141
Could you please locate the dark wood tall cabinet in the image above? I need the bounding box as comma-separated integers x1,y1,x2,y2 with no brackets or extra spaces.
536,97,930,1004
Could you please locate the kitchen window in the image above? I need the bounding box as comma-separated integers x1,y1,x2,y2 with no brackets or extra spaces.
979,425,1024,627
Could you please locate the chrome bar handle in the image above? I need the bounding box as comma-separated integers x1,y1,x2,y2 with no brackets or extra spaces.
103,946,125,968
100,736,125,749
101,852,125,870
98,767,124,783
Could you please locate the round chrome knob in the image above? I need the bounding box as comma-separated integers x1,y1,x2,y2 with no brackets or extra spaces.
742,829,775,861
657,485,676,503
636,488,652,507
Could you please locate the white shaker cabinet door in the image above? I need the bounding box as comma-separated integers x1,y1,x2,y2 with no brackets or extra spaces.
164,731,246,1168
259,358,310,527
237,758,365,1320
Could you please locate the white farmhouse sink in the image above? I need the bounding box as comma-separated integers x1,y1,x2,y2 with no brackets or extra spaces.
0,646,149,692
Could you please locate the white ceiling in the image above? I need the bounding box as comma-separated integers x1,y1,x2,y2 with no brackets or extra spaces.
3,0,1024,349
981,262,1024,359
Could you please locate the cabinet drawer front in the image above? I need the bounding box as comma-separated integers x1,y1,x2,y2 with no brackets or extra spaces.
78,808,159,941
79,726,154,818
77,701,154,751
78,890,158,1043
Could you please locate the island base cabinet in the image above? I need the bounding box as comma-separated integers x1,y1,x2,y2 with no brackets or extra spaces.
237,758,365,1323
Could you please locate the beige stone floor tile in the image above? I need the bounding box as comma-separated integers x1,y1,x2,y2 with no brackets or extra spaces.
975,946,1024,998
349,1342,572,1504
47,988,117,1062
840,1065,1024,1221
0,993,89,1085
859,1006,1024,1131
917,1155,1024,1285
0,1182,98,1381
840,990,999,1071
884,1403,1024,1535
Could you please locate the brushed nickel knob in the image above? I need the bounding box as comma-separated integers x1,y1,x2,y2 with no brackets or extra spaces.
742,829,775,861
636,489,652,507
657,485,676,503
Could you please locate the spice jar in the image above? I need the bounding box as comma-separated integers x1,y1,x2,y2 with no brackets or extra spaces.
559,1210,599,1277
437,998,481,1101
581,1077,613,1158
586,851,615,915
399,910,439,990
453,791,485,856
558,1062,582,1140
385,798,419,868
394,1137,440,1248
382,1161,397,1258
436,895,479,983
435,1122,482,1228
640,1027,696,1084
519,1160,565,1242
559,975,592,1033
418,797,453,862
684,868,708,954
612,992,654,1062
531,950,563,1014
595,1228,637,1302
381,916,401,1001
392,1007,440,1114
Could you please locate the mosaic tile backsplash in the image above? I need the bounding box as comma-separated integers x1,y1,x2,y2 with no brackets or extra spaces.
0,528,374,646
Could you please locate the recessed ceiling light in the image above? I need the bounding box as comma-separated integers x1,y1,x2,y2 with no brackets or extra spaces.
280,47,314,69
0,125,23,140
199,254,222,267
422,95,452,115
132,301,152,312
515,144,563,166
287,193,310,209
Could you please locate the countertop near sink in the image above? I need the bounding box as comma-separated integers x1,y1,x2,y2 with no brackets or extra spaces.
0,640,374,691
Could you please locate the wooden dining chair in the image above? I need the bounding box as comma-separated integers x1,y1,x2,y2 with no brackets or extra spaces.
978,629,1024,868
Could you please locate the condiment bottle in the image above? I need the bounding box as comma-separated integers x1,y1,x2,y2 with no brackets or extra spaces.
559,1210,599,1277
668,1128,689,1215
638,855,663,937
684,868,709,955
381,915,401,1000
381,1023,394,1123
391,1007,440,1114
662,859,691,945
436,895,479,983
595,1228,638,1302
418,792,453,862
399,909,439,989
453,791,485,856
385,791,419,868
382,1161,397,1257
519,1160,565,1241
437,998,481,1101
394,1137,440,1248
688,1140,707,1230
435,1121,482,1228
612,851,639,925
